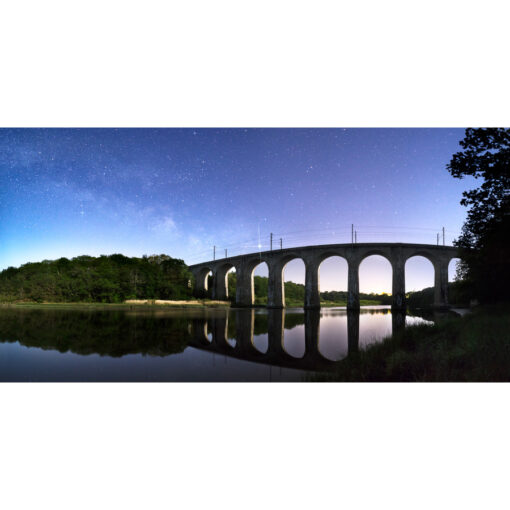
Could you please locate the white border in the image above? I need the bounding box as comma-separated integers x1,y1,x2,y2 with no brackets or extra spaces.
1,1,509,509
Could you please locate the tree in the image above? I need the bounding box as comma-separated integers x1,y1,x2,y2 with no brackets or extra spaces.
447,128,510,302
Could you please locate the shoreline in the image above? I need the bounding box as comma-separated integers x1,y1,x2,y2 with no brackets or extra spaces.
0,300,231,310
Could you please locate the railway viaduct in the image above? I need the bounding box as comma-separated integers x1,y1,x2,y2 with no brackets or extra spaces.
188,242,459,310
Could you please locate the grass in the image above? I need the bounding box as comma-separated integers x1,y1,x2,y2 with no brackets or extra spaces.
309,304,510,382
0,299,231,310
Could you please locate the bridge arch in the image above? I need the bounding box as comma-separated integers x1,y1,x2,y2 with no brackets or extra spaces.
265,253,306,308
282,256,306,307
211,261,236,300
192,266,214,298
358,249,393,266
404,248,437,266
252,261,269,305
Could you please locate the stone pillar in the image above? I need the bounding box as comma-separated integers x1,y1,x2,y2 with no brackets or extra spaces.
304,310,321,361
347,259,360,310
212,267,228,300
392,311,406,335
235,308,255,354
347,310,359,355
192,268,209,298
267,308,285,357
210,315,228,349
235,264,254,307
304,260,321,309
434,258,449,308
391,255,406,310
267,261,285,308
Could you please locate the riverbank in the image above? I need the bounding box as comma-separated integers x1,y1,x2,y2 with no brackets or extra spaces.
0,299,231,310
310,304,510,382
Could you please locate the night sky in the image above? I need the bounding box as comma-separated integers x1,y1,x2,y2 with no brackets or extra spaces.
0,128,475,292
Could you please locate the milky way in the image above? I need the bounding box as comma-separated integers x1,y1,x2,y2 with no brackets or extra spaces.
0,128,475,291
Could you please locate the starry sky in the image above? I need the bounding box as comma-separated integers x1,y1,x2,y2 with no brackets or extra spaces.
0,128,476,292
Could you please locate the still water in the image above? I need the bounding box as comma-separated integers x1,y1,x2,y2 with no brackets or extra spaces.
0,306,436,382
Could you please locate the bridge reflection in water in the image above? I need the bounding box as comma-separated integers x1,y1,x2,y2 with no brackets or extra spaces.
0,306,438,381
189,308,419,373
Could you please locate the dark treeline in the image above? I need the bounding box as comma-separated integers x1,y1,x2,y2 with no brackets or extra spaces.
447,128,509,304
320,290,392,305
0,254,192,303
407,280,472,308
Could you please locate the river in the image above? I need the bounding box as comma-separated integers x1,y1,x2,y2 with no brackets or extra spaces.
0,305,443,382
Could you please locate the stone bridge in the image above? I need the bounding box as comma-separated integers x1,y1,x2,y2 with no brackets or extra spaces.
189,242,459,310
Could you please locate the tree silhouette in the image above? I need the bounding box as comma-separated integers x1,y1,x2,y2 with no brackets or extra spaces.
447,128,510,302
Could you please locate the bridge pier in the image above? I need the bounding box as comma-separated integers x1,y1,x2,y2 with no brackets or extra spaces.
304,260,321,309
267,262,285,308
303,310,322,362
347,310,360,354
235,263,254,307
347,259,360,310
391,252,406,310
235,308,256,354
212,268,227,300
210,315,229,349
392,310,406,335
192,268,210,298
434,258,449,309
267,308,285,356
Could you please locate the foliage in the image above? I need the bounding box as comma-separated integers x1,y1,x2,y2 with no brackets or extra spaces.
406,281,472,308
447,128,510,302
321,290,392,305
0,254,192,303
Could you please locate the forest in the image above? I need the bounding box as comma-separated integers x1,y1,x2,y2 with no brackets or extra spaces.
0,254,193,303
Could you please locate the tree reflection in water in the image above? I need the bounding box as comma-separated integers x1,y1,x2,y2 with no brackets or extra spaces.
0,306,434,373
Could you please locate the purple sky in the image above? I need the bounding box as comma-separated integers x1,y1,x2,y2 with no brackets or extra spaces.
0,128,474,292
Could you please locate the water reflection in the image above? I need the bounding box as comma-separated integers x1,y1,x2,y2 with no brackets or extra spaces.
0,306,435,381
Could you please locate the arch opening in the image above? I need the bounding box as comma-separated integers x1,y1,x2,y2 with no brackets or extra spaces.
204,270,213,299
282,319,305,358
448,257,467,305
405,256,435,308
358,255,392,305
252,261,269,306
282,258,305,307
226,266,236,302
252,311,269,353
319,255,348,306
448,258,463,283
318,310,349,361
226,314,236,347
252,333,268,353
